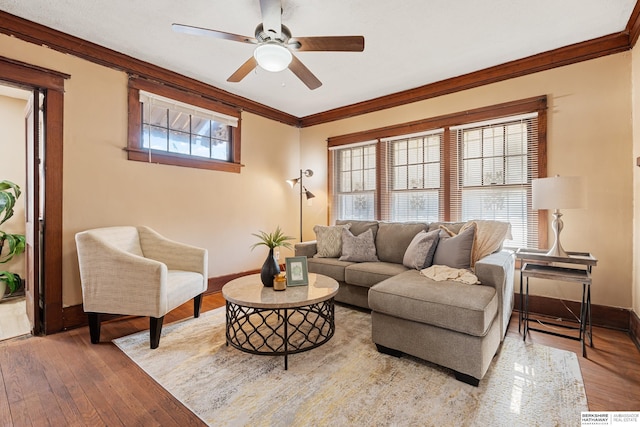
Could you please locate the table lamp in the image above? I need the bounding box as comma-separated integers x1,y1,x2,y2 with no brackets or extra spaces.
532,175,586,257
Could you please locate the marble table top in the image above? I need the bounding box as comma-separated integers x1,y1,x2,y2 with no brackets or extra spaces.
222,273,339,309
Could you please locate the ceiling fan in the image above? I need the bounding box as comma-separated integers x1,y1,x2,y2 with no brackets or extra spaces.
172,0,365,90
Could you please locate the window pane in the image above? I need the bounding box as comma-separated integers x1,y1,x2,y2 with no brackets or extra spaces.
211,140,230,161
149,105,168,127
192,117,211,137
168,130,190,154
338,193,375,220
148,126,168,151
192,136,210,158
391,190,439,222
168,110,190,132
393,165,407,190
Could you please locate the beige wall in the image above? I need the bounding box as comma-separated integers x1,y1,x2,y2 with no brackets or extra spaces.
0,94,27,280
632,43,640,316
301,52,634,310
1,34,302,307
0,32,637,312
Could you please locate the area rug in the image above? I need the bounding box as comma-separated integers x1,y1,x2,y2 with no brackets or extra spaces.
114,305,588,426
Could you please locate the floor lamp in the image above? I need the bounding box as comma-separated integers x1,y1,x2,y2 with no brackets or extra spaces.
532,175,586,257
287,169,315,242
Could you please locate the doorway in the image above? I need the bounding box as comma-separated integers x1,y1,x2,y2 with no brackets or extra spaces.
0,57,67,335
0,83,36,340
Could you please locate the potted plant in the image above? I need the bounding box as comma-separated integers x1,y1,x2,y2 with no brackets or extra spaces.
251,226,294,287
0,180,26,299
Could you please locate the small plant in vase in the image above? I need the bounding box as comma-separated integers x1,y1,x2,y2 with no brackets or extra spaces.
251,226,294,287
0,180,26,299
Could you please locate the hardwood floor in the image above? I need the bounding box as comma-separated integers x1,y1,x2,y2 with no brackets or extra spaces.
0,292,638,426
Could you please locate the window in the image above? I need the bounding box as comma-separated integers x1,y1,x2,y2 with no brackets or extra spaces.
333,143,377,220
452,114,539,247
329,97,546,249
385,130,442,222
127,77,242,173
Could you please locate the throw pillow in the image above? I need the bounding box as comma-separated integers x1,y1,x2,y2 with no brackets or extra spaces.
468,220,512,266
402,229,440,270
432,222,477,269
339,228,379,262
313,224,351,258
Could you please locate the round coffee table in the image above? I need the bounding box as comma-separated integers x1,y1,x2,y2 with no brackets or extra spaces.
222,273,339,370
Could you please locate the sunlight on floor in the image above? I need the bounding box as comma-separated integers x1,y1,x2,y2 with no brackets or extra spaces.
0,297,31,341
511,361,537,414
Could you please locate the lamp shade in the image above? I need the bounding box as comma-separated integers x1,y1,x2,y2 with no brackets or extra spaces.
253,43,292,72
532,175,586,210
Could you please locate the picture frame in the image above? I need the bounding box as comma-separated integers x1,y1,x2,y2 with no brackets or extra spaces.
285,256,309,286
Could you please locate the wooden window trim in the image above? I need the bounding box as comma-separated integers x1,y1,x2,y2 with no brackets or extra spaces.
328,96,548,247
127,76,242,173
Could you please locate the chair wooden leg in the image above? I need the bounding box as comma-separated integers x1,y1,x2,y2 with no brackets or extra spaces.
194,293,203,318
88,313,101,344
150,316,164,349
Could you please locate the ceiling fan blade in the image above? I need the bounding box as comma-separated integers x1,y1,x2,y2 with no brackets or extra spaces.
227,57,258,83
259,0,282,39
288,36,365,52
289,55,322,90
172,23,257,44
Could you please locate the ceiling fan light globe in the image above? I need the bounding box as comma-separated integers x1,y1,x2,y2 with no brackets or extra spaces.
253,43,292,72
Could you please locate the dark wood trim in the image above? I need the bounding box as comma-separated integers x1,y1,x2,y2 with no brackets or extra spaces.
327,96,547,147
126,77,243,173
0,55,70,90
205,269,259,293
301,33,630,127
0,11,299,127
626,0,640,48
42,89,65,334
630,310,640,351
0,57,66,335
514,293,630,332
2,7,639,129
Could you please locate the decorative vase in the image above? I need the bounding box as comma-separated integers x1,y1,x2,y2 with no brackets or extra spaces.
260,248,280,287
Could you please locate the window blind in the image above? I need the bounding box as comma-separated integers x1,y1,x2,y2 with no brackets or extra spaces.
330,142,377,222
382,131,443,222
139,90,239,127
448,113,539,248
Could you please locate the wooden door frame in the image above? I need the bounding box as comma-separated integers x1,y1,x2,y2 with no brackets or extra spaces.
0,56,68,334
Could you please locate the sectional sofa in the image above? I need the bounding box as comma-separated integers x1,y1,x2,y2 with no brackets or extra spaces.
295,219,514,385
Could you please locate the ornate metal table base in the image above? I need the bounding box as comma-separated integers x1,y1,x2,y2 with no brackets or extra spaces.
225,298,335,370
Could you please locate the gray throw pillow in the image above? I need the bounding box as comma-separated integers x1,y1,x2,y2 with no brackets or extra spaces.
339,228,379,262
314,224,351,258
402,229,440,270
432,223,476,269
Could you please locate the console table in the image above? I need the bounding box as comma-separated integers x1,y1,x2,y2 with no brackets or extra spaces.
516,248,597,357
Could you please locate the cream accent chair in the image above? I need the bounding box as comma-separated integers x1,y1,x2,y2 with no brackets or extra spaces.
75,226,208,349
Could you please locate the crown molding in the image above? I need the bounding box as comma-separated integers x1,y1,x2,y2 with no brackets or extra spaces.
0,11,299,127
1,2,640,129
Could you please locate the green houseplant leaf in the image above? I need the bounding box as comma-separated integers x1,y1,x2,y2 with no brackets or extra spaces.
250,226,294,250
0,180,26,297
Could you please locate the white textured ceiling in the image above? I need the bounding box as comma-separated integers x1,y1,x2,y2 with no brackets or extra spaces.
0,0,636,117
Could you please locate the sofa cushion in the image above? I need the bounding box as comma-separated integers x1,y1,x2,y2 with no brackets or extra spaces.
376,222,428,264
345,262,409,288
428,222,466,234
432,222,476,269
336,220,379,241
368,270,498,337
307,257,355,282
313,224,351,258
340,228,379,262
403,229,440,270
